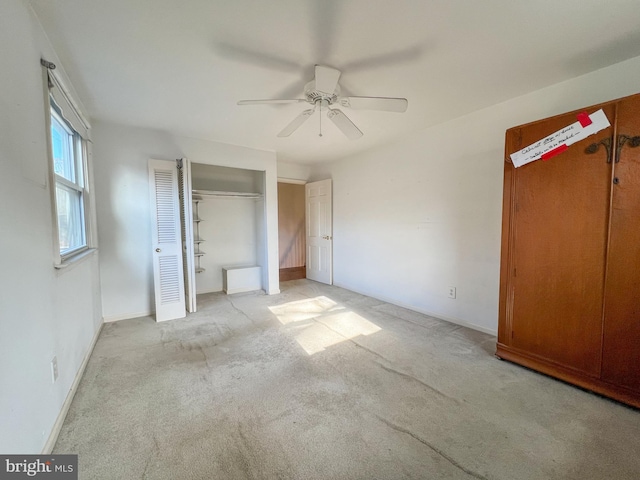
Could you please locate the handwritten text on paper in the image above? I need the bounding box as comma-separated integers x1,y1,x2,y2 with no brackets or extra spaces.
510,109,610,168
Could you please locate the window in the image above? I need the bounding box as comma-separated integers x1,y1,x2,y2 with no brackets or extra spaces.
43,61,94,267
50,104,87,257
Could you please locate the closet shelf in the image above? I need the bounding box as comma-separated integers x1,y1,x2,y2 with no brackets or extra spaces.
194,251,206,257
194,237,205,243
193,189,263,200
195,267,206,274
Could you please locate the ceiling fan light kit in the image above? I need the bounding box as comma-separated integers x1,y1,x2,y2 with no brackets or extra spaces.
238,65,408,140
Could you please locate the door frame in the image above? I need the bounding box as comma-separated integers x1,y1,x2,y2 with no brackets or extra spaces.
178,158,196,313
277,177,308,282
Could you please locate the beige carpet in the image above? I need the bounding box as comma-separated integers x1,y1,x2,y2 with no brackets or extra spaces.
54,280,640,479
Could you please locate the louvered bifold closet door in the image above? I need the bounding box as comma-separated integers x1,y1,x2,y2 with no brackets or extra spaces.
149,159,186,321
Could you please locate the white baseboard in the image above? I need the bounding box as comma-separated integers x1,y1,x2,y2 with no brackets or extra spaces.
196,287,281,296
103,310,153,323
332,281,497,337
41,322,103,454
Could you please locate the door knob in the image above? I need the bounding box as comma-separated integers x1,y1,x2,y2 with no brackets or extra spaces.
155,248,161,252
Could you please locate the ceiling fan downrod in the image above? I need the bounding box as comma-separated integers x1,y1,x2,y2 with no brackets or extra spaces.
318,99,328,137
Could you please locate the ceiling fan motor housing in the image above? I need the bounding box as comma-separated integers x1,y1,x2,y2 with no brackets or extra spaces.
304,80,340,106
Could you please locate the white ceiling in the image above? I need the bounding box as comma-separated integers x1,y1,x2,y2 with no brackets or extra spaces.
29,0,640,164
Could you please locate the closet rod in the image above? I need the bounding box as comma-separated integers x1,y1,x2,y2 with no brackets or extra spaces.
192,189,263,200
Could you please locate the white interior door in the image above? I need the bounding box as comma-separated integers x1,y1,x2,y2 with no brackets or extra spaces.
178,158,196,313
149,159,186,322
306,179,333,284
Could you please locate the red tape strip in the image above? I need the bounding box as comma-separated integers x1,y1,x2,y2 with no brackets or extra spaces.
577,111,592,127
541,143,568,161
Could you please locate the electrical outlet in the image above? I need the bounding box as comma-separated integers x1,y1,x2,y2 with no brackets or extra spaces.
448,286,457,299
51,356,58,383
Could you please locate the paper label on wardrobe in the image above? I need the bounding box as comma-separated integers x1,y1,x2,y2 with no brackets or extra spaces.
510,109,611,168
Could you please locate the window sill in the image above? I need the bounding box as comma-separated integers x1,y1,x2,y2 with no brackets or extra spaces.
54,248,97,272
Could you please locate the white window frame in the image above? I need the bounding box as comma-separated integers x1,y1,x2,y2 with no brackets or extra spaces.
42,63,96,268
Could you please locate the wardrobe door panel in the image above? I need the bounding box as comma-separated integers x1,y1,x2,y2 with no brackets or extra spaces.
602,96,640,391
507,106,614,375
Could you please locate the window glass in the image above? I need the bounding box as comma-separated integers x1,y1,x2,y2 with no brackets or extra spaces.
50,103,87,257
56,184,86,254
51,113,76,183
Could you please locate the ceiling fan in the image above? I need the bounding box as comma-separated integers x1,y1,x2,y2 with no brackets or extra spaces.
237,65,408,140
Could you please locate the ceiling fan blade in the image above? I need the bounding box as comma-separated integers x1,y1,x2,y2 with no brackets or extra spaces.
315,65,341,95
277,109,315,137
238,99,307,106
339,96,408,112
327,108,363,140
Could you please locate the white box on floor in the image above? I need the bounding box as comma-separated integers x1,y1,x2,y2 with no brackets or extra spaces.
222,266,262,294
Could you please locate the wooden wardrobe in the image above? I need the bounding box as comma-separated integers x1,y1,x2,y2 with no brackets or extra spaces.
497,93,640,408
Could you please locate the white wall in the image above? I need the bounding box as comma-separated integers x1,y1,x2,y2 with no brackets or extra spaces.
277,161,311,183
93,121,279,321
0,0,102,453
310,54,640,335
194,198,259,294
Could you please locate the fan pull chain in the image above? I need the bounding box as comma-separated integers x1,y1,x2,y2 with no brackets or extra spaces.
319,101,323,137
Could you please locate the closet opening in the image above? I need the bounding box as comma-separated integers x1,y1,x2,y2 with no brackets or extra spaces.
181,162,268,312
